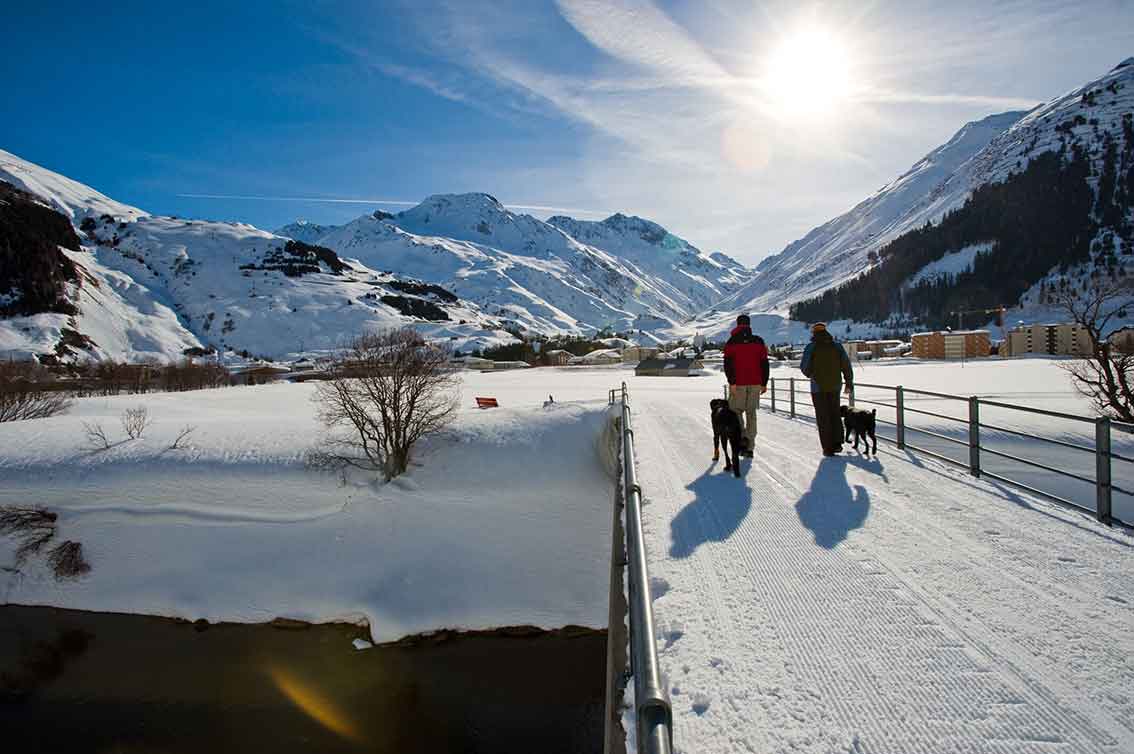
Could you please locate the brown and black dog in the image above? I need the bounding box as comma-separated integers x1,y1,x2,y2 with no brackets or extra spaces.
710,398,744,477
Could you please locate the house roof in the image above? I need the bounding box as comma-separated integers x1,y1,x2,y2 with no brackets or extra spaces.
912,330,988,337
636,358,699,370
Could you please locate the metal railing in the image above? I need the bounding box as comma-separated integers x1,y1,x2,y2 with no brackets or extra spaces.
606,383,673,754
766,377,1131,527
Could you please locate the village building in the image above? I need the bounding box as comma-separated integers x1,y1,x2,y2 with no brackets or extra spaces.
1003,324,1092,357
579,348,623,365
1108,326,1134,354
622,345,659,363
459,356,495,370
543,349,572,366
634,357,704,377
861,339,905,359
232,364,292,385
911,330,991,359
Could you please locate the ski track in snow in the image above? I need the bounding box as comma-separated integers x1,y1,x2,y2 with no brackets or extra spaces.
634,396,1134,753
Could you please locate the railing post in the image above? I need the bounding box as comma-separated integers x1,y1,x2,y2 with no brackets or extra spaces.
968,396,981,477
895,386,905,450
789,378,796,418
848,383,855,409
1096,417,1113,525
770,377,776,413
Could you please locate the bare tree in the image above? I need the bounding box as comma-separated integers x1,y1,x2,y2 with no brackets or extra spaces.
121,406,152,439
0,360,71,422
82,421,112,450
311,328,459,480
169,424,196,450
1057,277,1134,422
0,506,58,564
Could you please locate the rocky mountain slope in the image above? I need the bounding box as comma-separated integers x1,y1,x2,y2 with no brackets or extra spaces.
790,58,1134,331
1,149,751,363
0,150,510,363
276,194,750,338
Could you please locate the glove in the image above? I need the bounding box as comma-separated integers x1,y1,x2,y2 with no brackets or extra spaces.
757,385,767,395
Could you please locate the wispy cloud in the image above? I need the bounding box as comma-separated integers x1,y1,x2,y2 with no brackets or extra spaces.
307,0,1127,261
853,90,1041,110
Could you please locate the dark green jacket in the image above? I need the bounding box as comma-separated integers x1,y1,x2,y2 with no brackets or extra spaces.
800,331,853,393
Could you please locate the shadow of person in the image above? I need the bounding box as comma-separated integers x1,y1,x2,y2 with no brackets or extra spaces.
795,458,870,549
844,453,888,483
669,462,753,559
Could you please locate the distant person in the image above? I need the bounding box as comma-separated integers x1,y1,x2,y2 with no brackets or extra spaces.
723,314,769,457
800,323,853,457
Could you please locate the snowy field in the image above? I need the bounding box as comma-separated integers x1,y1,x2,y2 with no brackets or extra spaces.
0,378,619,641
2,357,1133,753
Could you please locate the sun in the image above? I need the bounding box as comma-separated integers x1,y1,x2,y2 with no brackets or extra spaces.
762,27,854,117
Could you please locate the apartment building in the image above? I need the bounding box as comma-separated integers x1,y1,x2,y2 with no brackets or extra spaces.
911,330,991,359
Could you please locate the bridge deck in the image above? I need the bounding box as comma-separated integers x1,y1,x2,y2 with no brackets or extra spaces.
633,395,1134,753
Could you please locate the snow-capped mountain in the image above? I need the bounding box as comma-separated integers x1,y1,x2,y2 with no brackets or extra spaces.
0,150,511,363
709,110,1027,323
277,194,751,337
691,57,1134,339
1,149,752,363
545,212,749,311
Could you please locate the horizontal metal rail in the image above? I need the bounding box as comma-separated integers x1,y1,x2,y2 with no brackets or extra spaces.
904,424,970,447
615,383,672,754
764,376,1129,527
876,432,969,469
1109,449,1134,465
977,398,1097,424
978,444,1098,486
977,421,1097,455
901,404,968,424
862,383,963,402
851,397,898,410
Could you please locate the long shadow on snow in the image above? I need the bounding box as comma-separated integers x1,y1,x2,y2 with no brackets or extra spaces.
669,461,753,559
795,457,870,549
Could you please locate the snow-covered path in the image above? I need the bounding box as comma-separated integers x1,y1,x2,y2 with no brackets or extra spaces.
633,397,1134,754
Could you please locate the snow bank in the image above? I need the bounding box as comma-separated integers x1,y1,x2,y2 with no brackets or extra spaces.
0,380,616,641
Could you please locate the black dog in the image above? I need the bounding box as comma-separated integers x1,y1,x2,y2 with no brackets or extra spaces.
710,399,743,477
841,405,878,456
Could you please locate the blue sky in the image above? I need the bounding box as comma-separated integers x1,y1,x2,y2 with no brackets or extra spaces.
3,1,1132,263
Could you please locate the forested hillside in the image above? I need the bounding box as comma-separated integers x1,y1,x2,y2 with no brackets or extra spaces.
790,122,1132,328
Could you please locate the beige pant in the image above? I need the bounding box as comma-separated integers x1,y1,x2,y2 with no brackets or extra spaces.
729,385,761,447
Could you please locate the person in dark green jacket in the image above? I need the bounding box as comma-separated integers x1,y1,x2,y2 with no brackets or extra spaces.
799,323,854,456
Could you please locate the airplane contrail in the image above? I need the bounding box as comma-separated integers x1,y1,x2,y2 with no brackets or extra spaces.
175,193,609,216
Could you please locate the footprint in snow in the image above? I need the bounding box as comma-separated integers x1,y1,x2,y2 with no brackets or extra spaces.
649,576,671,601
691,693,711,716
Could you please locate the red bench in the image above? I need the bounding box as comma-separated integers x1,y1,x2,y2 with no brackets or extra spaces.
475,397,499,409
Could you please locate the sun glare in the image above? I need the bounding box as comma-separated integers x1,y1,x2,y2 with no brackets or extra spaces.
762,27,854,117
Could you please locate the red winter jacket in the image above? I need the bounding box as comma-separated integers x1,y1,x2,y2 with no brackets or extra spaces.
723,325,769,386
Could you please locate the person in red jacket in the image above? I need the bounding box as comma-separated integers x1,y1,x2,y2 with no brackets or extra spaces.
723,314,769,457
